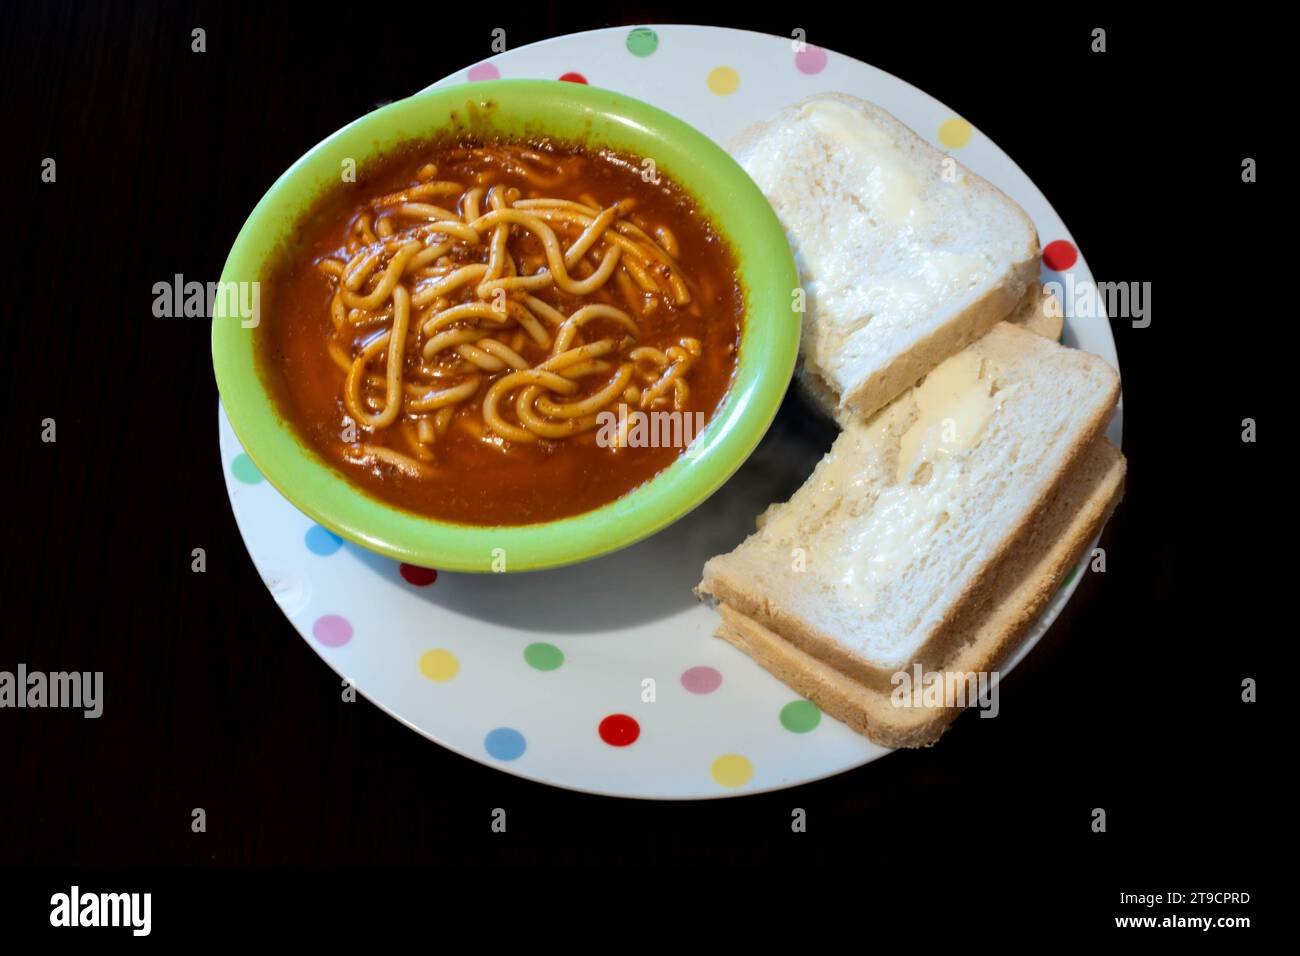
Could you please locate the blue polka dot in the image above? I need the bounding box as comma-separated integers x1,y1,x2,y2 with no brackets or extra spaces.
305,525,343,556
484,727,526,761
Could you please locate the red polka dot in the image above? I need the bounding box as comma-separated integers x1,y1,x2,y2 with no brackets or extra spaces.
559,72,588,84
399,563,438,586
598,713,640,747
1043,239,1078,271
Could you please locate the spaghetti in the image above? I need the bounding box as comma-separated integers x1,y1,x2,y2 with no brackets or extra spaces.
258,141,743,525
313,146,707,475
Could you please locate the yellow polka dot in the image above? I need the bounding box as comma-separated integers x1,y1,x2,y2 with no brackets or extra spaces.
418,649,459,682
707,66,740,96
938,117,973,149
710,753,754,788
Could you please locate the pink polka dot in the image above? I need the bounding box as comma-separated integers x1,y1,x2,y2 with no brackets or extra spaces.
681,666,722,694
794,45,827,75
312,614,352,647
467,62,500,82
1043,239,1078,271
559,71,588,84
399,563,438,587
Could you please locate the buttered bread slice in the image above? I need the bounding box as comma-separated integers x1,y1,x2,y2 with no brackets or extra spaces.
729,93,1041,420
698,323,1120,691
712,435,1125,747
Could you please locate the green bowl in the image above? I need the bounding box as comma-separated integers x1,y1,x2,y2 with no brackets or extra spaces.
211,79,798,572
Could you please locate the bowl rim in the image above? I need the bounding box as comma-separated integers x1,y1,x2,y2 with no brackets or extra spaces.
211,78,799,572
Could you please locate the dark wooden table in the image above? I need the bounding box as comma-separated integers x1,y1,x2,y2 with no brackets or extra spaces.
0,0,1275,919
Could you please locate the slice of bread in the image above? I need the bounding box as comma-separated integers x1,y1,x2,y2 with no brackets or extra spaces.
796,282,1064,423
713,435,1125,747
1007,282,1064,341
729,93,1041,420
698,322,1120,691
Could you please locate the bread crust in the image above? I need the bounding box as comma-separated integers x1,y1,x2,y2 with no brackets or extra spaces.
1007,282,1064,341
796,281,1061,424
713,437,1126,747
792,362,843,423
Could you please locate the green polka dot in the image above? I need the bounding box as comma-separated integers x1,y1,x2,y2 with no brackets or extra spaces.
231,453,263,484
626,27,658,57
780,700,820,733
524,642,564,671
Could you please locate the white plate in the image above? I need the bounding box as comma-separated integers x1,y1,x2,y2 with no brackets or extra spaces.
220,25,1121,798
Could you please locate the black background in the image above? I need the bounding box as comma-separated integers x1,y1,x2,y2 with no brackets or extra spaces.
0,0,1278,930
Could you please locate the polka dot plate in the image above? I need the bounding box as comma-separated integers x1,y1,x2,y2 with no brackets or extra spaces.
220,25,1122,798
